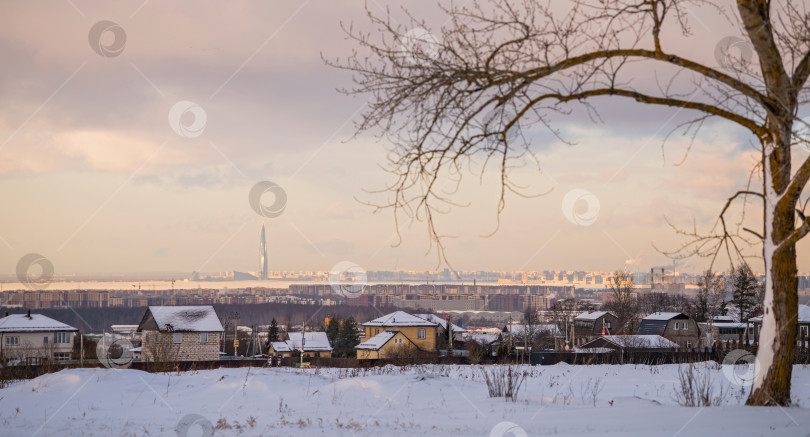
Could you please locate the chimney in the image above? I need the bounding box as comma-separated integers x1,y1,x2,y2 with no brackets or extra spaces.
3,311,8,317
26,309,31,319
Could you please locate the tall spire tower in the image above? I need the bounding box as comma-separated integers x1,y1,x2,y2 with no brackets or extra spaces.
259,223,268,280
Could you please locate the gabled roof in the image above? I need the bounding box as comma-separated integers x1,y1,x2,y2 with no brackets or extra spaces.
642,312,688,321
287,332,333,352
503,324,560,336
362,311,439,327
269,341,292,353
0,314,78,333
462,333,500,345
587,335,679,349
137,306,224,333
638,312,690,335
574,311,615,321
355,330,414,351
750,304,810,323
415,314,466,332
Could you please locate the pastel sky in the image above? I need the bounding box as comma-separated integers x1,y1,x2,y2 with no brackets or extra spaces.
1,1,807,276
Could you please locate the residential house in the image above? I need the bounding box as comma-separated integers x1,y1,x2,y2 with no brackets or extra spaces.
137,306,224,362
357,311,439,358
0,310,78,364
580,334,679,361
698,322,749,344
355,330,420,359
638,312,701,348
573,311,620,342
751,304,810,344
268,331,333,358
415,313,467,341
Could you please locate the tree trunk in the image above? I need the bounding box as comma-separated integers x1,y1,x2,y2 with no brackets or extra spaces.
748,143,798,406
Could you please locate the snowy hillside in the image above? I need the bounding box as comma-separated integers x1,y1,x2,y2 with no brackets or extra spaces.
2,363,810,436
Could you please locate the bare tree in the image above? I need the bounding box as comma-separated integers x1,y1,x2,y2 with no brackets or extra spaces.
331,0,810,405
549,298,580,350
603,271,640,334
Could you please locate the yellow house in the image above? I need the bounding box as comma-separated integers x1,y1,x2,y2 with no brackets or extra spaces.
358,311,439,357
356,330,419,359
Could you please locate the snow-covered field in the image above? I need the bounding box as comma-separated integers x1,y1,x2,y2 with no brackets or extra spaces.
2,363,810,436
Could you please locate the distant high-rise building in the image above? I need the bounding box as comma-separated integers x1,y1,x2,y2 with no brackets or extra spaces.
259,224,268,280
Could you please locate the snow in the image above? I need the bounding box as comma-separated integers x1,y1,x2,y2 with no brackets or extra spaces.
287,332,333,352
355,330,398,350
751,304,810,323
0,314,78,333
595,335,679,349
505,324,560,336
574,311,614,321
755,155,779,393
3,363,810,436
362,311,439,327
463,333,500,345
415,313,467,332
641,312,684,321
270,341,291,353
141,306,224,332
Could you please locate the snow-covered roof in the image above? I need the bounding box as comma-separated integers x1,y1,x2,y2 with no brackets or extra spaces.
355,330,401,350
462,333,500,345
270,341,292,353
503,324,560,336
574,311,614,321
642,312,686,321
704,322,748,329
362,311,438,327
573,347,614,354
415,314,466,332
138,306,224,332
287,332,333,352
598,335,679,349
750,304,810,323
0,313,78,333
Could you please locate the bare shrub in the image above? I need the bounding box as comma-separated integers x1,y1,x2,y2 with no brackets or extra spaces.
483,366,525,402
673,363,727,407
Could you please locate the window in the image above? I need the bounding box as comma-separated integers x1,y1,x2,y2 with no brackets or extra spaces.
801,326,809,339
418,329,426,339
145,333,150,342
673,323,680,330
605,321,612,329
54,332,71,344
173,333,182,343
200,333,208,343
53,352,70,362
5,336,19,346
683,323,688,330
43,336,49,344
686,342,692,348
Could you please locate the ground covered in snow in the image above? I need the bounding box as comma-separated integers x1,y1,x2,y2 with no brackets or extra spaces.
2,363,810,436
